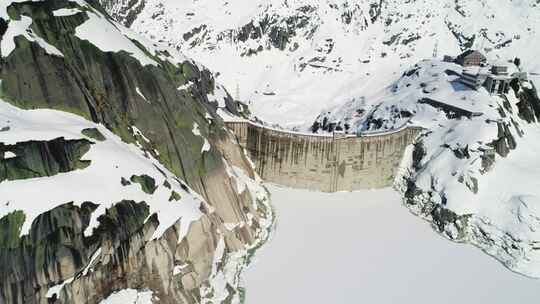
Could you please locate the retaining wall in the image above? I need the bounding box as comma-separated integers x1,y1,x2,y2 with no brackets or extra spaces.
226,121,421,192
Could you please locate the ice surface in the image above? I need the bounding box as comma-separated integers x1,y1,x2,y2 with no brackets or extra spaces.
244,186,540,304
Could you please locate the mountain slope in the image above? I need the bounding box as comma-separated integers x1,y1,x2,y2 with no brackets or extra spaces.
101,0,540,128
0,1,272,303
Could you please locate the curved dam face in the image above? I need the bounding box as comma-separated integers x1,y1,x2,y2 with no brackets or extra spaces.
226,121,421,192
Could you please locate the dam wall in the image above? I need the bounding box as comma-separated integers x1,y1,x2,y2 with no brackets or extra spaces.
226,121,421,192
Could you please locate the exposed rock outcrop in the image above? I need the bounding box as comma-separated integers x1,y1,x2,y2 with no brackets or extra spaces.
98,0,146,27
512,79,540,123
0,138,92,182
81,128,106,141
130,174,158,194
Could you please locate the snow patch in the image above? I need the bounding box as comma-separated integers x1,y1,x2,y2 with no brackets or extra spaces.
75,10,158,66
53,8,82,17
99,289,154,304
1,15,64,58
207,84,228,108
192,122,211,153
3,151,16,159
135,87,150,103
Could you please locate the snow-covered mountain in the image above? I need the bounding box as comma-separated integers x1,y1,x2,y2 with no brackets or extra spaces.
100,0,540,279
101,0,540,129
0,1,272,303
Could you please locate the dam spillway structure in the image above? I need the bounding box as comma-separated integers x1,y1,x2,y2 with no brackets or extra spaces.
226,121,422,192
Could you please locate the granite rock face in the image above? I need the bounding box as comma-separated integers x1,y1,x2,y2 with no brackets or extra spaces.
0,1,273,303
0,138,92,182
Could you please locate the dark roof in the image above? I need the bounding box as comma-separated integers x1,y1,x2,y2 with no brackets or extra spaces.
456,50,486,60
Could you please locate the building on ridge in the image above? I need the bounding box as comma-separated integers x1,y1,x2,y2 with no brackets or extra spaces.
457,54,519,95
455,50,487,67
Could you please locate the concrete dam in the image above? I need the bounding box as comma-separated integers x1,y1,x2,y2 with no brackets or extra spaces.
226,121,422,192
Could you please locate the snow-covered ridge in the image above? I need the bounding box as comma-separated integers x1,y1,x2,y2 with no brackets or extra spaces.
323,57,540,277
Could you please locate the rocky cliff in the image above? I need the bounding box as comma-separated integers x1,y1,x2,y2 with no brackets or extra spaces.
0,1,272,303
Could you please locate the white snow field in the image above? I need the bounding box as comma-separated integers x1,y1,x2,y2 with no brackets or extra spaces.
243,186,540,304
127,0,540,129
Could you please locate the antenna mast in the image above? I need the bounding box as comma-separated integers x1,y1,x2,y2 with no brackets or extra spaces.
235,82,240,101
477,1,489,52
